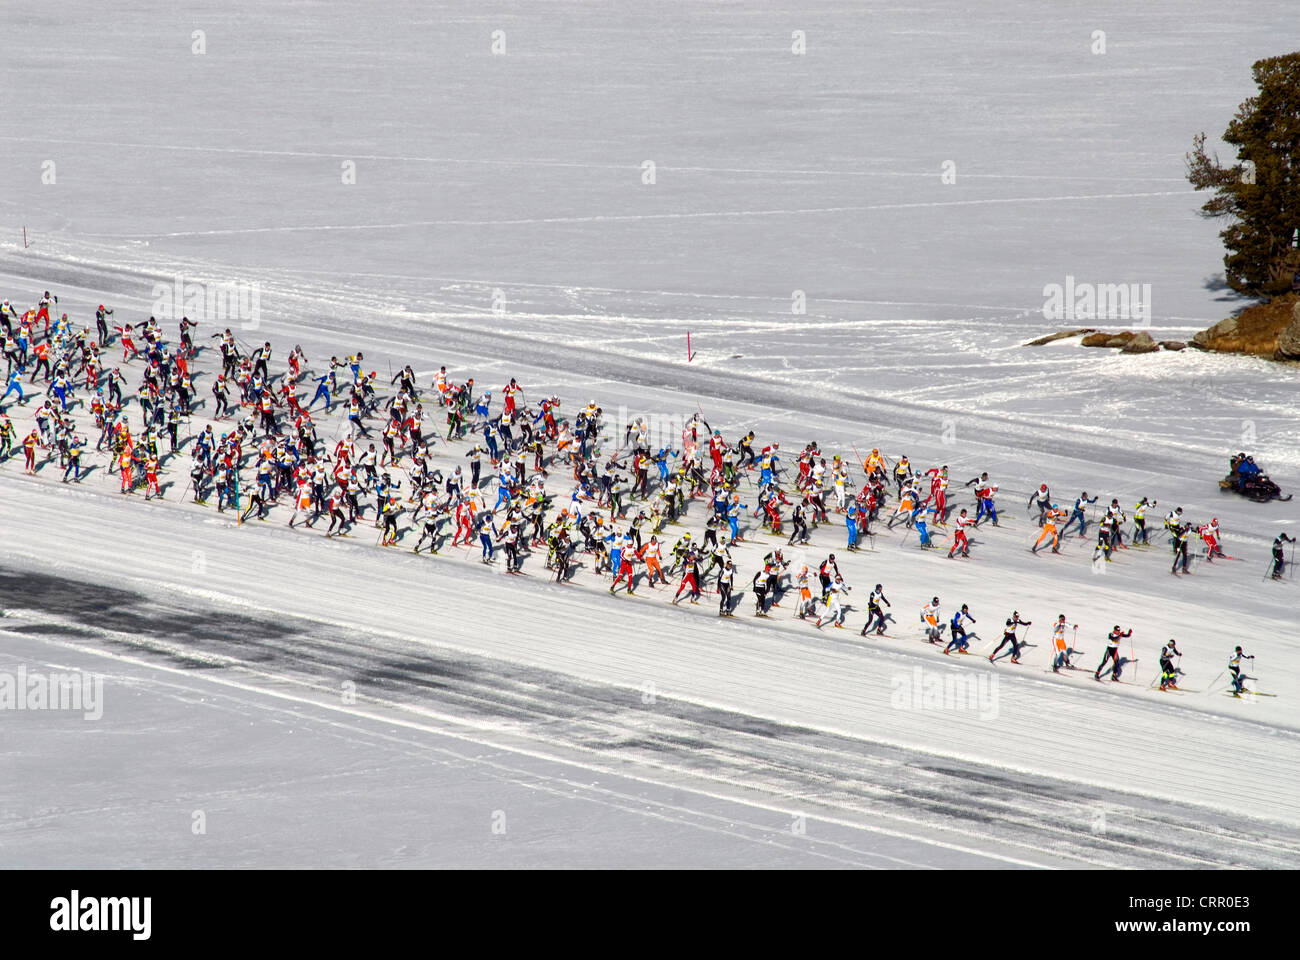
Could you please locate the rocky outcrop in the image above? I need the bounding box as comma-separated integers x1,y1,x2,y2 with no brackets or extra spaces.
1191,293,1300,358
1080,332,1115,347
1024,328,1096,346
1275,302,1300,360
1033,326,1216,354
1120,331,1160,354
1191,317,1238,350
1081,330,1139,347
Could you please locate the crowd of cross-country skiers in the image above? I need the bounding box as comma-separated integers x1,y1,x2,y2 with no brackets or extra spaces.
0,291,1287,698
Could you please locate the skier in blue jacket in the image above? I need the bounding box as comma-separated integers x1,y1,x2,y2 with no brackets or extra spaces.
944,605,976,654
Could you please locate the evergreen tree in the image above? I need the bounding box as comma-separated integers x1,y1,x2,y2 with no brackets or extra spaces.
1186,52,1300,297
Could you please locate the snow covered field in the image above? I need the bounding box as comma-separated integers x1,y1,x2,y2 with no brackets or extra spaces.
1,1,1298,868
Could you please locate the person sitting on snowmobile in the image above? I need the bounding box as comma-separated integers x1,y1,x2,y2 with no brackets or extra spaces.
1233,453,1261,489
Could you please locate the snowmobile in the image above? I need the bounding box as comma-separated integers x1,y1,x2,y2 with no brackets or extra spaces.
1219,453,1292,502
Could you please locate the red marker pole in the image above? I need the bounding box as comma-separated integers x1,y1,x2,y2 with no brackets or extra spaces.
687,332,693,362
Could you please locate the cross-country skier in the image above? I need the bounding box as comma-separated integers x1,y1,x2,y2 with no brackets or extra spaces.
751,566,771,615
924,465,949,522
1028,483,1052,524
886,480,918,530
989,612,1031,663
921,597,943,643
814,577,848,629
794,561,817,620
211,374,231,418
0,416,14,461
860,584,891,636
1270,532,1294,580
61,434,83,482
912,501,935,548
973,480,999,526
476,510,498,563
943,604,975,654
1158,639,1182,691
1199,518,1225,561
412,502,446,554
786,498,810,546
947,508,972,558
1093,522,1114,564
818,554,840,593
23,428,41,474
1103,499,1127,552
1094,625,1131,680
1060,492,1096,538
308,372,334,412
379,493,402,546
1171,521,1192,575
642,535,668,586
1,368,25,412
845,499,861,549
240,480,272,521
1032,503,1066,553
1163,506,1183,542
1132,497,1156,544
717,561,736,616
610,533,641,595
892,455,911,496
1050,614,1074,673
1228,646,1254,697
95,305,114,345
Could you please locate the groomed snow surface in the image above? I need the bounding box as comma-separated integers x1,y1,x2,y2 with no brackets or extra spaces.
2,0,1298,868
